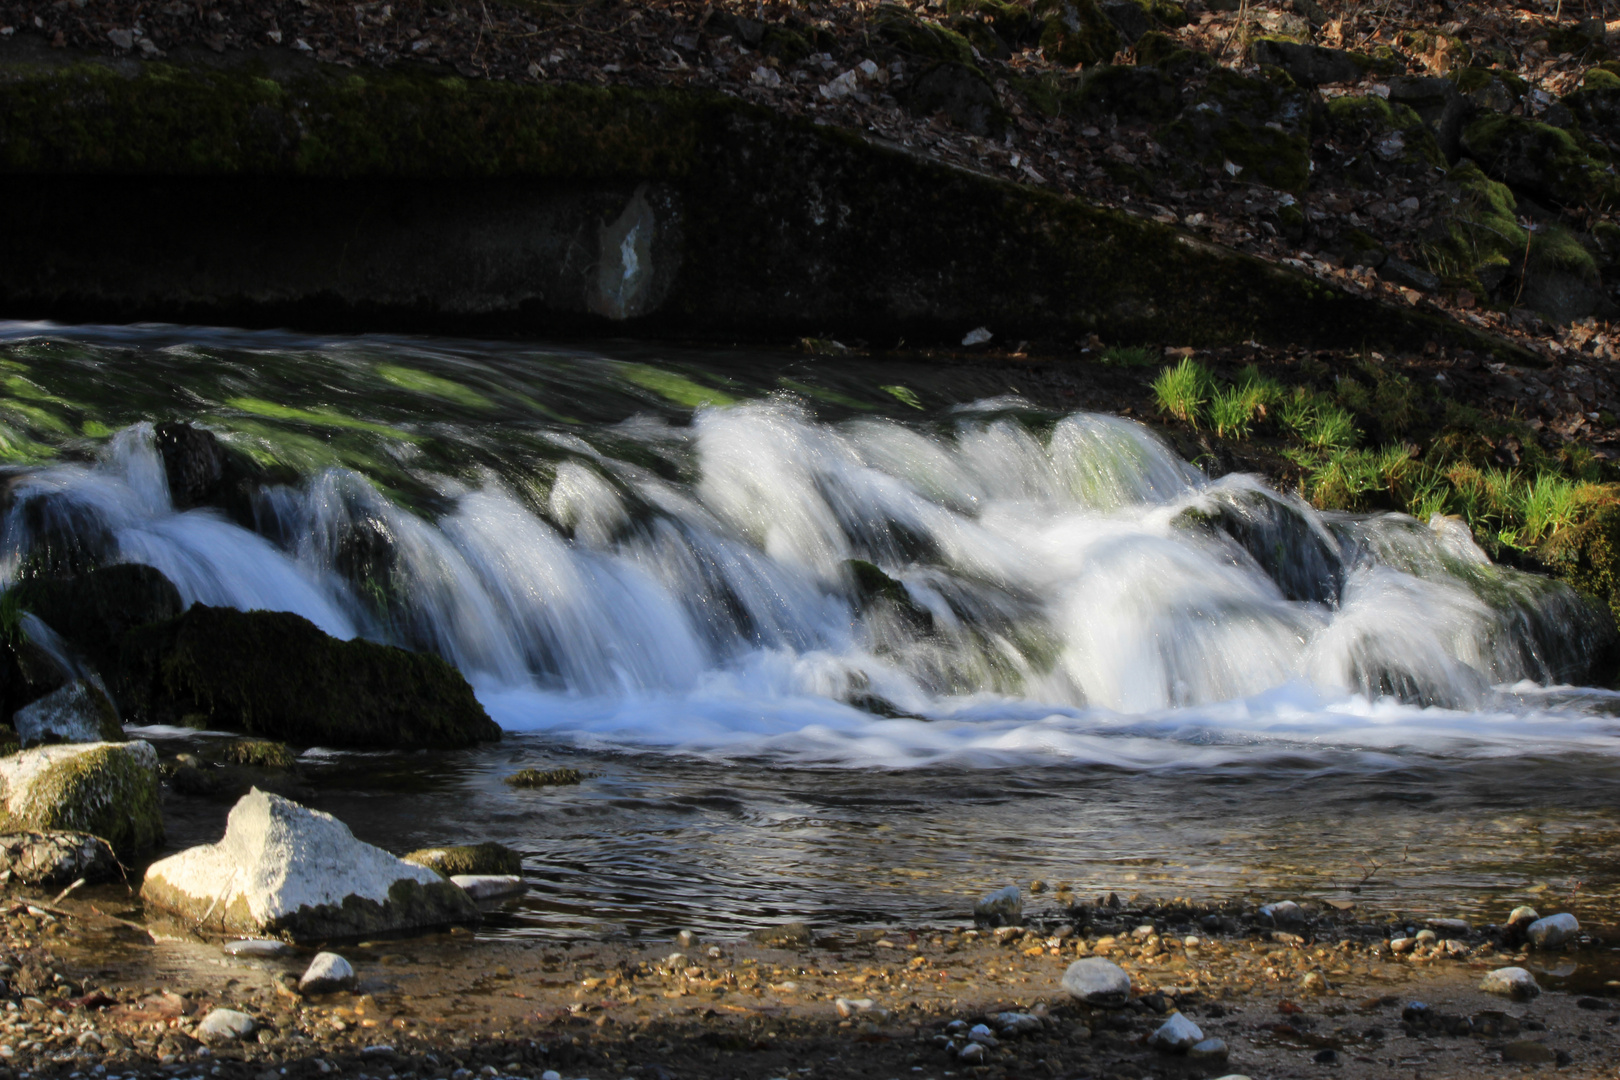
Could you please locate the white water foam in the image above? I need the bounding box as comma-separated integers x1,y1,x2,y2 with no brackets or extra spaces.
4,402,1615,768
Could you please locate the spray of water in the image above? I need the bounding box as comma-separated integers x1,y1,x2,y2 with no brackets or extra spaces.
2,400,1612,767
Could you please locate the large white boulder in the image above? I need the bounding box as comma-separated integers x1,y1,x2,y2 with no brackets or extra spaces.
0,741,161,853
141,789,478,941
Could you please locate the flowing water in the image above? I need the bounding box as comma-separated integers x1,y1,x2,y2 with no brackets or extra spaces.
3,322,1620,940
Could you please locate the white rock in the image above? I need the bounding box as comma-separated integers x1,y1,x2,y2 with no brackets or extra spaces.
1390,936,1414,953
299,952,356,995
834,997,875,1017
141,789,477,940
12,680,121,747
451,874,525,900
1526,913,1579,949
1061,957,1132,1005
196,1008,254,1046
974,884,1022,926
967,1023,997,1046
1189,1037,1229,1061
541,1072,561,1080
1480,966,1540,1001
962,327,993,346
1148,1012,1204,1053
222,939,293,958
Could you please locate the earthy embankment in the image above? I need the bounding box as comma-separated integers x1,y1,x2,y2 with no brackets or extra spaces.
0,885,1611,1080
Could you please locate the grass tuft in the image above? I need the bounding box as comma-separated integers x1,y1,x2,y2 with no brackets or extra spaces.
1151,358,1211,425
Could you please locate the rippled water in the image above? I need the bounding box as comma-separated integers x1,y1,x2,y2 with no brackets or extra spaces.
3,322,1618,937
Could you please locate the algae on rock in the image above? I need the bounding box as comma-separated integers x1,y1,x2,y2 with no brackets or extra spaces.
118,605,500,749
0,740,162,854
404,842,523,877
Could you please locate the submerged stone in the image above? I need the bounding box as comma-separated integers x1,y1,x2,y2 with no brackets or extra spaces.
974,884,1023,926
404,842,523,877
141,788,479,941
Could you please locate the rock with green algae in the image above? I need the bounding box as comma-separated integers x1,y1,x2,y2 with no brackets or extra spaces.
116,605,500,750
1459,113,1620,210
142,788,478,941
221,738,299,769
1326,95,1446,182
1249,39,1385,86
403,842,523,878
1420,160,1528,297
504,767,582,788
1521,224,1612,324
0,740,162,854
8,563,183,675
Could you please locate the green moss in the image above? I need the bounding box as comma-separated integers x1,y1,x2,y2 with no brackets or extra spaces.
226,397,420,439
1162,68,1315,192
222,738,299,769
1326,95,1445,173
1420,160,1529,293
1584,67,1620,91
0,744,163,854
875,4,978,66
1073,64,1180,123
403,841,523,877
1460,112,1619,209
504,766,583,788
376,364,492,408
617,363,737,408
118,605,501,749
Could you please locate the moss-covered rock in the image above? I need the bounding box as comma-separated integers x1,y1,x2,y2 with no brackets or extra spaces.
504,766,582,788
900,61,1006,137
117,605,500,749
1161,68,1318,192
9,563,183,676
1134,30,1213,74
1459,112,1620,210
1249,39,1386,87
1071,63,1181,123
404,842,523,877
1540,503,1620,623
1387,75,1468,162
1563,84,1620,144
1522,224,1612,324
1420,160,1528,297
0,829,118,887
1327,94,1446,182
1035,0,1120,67
874,4,977,67
222,739,299,769
0,740,162,854
1451,67,1528,115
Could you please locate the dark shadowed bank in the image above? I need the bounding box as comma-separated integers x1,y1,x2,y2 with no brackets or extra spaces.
0,42,1525,358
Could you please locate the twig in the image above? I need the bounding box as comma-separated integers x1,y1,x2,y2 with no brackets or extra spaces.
50,878,86,905
1217,0,1248,62
1513,221,1536,309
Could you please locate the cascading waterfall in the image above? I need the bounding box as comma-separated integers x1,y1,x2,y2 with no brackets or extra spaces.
0,343,1614,766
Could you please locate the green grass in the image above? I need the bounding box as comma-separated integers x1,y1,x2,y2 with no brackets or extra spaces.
1151,358,1211,425
1098,345,1158,367
1280,389,1359,452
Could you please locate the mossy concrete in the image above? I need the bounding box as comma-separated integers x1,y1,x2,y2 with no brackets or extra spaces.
0,48,1533,357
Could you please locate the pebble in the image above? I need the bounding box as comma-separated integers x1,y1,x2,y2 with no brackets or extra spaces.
967,1023,998,1046
991,1011,1042,1036
1506,905,1540,927
1480,966,1541,1001
222,938,293,958
1526,912,1579,949
196,1008,255,1046
833,997,875,1018
299,952,357,995
1426,917,1470,938
451,874,526,900
1188,1037,1229,1062
1061,956,1132,1006
1414,929,1437,944
1390,936,1414,954
1259,900,1302,924
1147,1011,1203,1053
675,930,697,948
1299,971,1329,994
974,885,1022,926
540,1073,561,1080
958,1042,988,1063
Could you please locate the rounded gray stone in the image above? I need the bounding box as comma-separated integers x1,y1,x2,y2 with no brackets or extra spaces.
197,1008,255,1046
1480,966,1540,1001
1061,956,1132,1006
299,951,356,995
1526,912,1579,949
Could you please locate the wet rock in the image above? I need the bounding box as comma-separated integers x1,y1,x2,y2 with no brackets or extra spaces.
992,1011,1043,1036
1300,970,1329,994
0,741,161,854
451,874,525,900
1480,966,1540,1000
118,605,500,750
404,842,523,877
1062,956,1132,1005
222,739,299,769
503,768,581,789
12,679,122,748
1507,905,1540,927
1072,64,1182,125
196,1008,255,1046
1426,917,1470,939
222,938,293,958
1525,912,1579,949
1259,900,1304,925
1189,1037,1229,1062
0,830,118,886
141,788,478,940
299,952,356,995
749,921,813,949
9,563,183,678
974,884,1022,926
957,1042,988,1063
153,422,226,510
1148,1011,1203,1053
1249,39,1370,86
